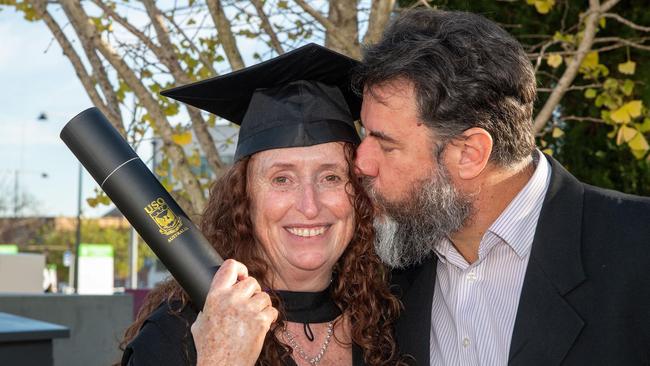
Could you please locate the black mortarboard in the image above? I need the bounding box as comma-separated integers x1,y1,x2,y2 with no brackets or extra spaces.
161,43,361,161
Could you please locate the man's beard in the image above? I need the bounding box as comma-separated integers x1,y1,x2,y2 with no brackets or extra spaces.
363,164,473,269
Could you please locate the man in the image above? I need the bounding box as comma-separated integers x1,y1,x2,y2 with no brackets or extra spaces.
353,8,650,366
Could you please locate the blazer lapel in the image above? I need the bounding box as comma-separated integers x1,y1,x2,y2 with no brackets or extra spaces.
392,257,437,366
509,156,586,365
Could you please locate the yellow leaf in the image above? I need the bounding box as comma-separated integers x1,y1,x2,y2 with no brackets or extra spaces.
616,125,637,145
535,2,550,13
610,100,643,124
631,149,647,159
552,127,565,138
172,131,192,145
547,54,563,68
580,51,599,70
610,108,629,124
627,100,643,118
628,132,649,151
533,0,555,14
542,148,554,156
599,17,606,28
618,60,636,75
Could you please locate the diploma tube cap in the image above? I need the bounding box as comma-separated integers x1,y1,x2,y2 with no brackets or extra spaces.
60,108,138,187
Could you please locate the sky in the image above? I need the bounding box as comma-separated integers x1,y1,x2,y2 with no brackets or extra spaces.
0,8,123,218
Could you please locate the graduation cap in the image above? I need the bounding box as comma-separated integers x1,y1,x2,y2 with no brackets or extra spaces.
161,43,361,161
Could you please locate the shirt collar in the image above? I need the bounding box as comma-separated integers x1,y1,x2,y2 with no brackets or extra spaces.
488,150,551,258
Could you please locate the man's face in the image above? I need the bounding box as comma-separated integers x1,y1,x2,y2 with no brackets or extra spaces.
356,80,473,268
355,80,438,205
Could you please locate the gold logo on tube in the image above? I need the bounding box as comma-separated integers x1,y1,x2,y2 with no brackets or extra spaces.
144,197,187,241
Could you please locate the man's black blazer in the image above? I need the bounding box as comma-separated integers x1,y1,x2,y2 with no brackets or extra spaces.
391,156,650,365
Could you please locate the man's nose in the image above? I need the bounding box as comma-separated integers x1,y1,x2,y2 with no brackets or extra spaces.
354,140,379,177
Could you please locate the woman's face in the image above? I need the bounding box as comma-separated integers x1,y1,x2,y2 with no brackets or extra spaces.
247,142,355,290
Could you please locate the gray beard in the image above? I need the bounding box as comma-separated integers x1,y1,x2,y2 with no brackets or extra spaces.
365,165,473,269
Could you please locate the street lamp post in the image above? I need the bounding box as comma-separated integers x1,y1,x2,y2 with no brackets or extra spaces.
73,162,82,293
13,170,18,217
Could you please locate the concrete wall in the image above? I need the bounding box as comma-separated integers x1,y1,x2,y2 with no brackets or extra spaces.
0,253,45,293
0,293,133,366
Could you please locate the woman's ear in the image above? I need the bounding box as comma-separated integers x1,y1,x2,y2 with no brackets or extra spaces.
450,127,493,180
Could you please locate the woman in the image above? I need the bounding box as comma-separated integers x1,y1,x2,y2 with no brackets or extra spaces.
120,44,405,366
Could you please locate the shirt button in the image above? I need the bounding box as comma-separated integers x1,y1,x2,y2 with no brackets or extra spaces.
466,271,477,282
462,337,471,347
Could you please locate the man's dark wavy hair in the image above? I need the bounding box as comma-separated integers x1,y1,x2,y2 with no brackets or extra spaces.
354,8,537,166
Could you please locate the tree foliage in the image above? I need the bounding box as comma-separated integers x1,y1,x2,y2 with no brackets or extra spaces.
30,220,155,285
2,0,648,203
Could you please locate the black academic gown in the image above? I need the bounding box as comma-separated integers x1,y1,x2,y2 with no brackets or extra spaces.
391,155,650,366
122,302,365,366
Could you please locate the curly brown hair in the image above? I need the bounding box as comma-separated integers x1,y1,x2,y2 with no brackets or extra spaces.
119,143,405,365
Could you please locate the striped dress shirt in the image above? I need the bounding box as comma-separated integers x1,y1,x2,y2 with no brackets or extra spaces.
430,151,551,366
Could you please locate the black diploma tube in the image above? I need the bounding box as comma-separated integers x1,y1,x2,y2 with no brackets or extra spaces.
60,107,223,310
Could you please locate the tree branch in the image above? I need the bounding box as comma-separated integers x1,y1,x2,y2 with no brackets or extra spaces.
363,0,395,45
48,1,123,133
206,0,245,70
538,83,602,92
250,0,284,54
604,13,650,32
142,0,225,176
30,0,125,136
161,12,219,76
293,0,359,57
562,115,607,124
91,0,164,57
527,36,650,58
533,0,621,133
59,0,206,214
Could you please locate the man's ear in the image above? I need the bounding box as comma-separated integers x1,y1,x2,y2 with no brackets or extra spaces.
447,127,493,180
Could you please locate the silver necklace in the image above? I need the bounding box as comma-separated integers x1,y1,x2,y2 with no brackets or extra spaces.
283,322,334,365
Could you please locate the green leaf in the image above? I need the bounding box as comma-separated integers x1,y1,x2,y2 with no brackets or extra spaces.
639,118,650,133
584,88,597,99
163,103,180,116
607,125,618,139
603,78,618,90
622,79,635,96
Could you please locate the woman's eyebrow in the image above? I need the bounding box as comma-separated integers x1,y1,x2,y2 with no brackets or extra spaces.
265,162,345,172
318,163,346,171
269,162,294,168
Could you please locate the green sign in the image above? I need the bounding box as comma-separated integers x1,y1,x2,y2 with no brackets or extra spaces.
79,244,114,258
0,244,18,254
